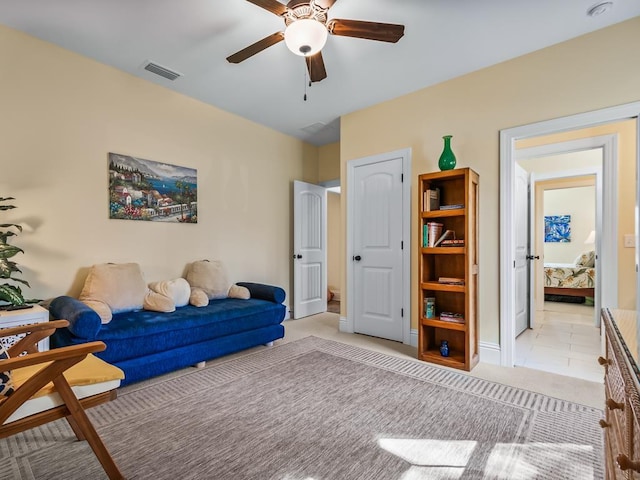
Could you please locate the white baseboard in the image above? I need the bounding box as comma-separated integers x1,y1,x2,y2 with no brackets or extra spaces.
479,341,501,365
283,306,291,321
339,316,352,333
410,329,418,348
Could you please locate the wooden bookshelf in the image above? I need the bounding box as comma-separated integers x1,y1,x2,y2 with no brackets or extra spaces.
418,168,479,371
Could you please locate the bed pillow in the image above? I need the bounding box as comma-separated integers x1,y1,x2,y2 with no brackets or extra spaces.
575,250,596,268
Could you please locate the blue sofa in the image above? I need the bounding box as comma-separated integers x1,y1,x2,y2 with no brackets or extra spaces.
49,282,286,386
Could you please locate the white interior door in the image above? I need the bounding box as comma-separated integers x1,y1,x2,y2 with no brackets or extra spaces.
514,163,530,336
352,158,403,341
293,181,327,319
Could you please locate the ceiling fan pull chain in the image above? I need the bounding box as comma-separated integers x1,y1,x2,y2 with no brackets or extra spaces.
304,61,308,101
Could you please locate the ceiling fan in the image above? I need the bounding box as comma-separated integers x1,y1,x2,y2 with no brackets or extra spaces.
226,0,405,82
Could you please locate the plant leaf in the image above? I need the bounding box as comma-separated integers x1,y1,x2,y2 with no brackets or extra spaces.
0,231,17,243
0,260,20,278
0,244,23,259
0,223,22,232
0,205,16,211
0,198,16,202
0,284,24,305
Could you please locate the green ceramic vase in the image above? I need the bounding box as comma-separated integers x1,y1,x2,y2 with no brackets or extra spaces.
438,135,457,171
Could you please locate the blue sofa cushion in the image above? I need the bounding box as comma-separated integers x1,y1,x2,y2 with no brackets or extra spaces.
49,296,102,339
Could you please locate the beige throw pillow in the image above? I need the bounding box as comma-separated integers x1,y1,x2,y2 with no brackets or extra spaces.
148,278,191,307
185,260,230,300
79,263,148,324
82,299,113,324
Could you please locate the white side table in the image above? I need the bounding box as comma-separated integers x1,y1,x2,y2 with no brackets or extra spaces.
0,305,49,351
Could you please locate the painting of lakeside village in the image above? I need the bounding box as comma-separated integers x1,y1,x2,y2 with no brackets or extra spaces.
108,152,197,223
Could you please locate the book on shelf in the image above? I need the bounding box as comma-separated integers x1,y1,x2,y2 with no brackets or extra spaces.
422,224,428,248
439,312,464,323
423,187,440,211
441,239,465,247
439,204,464,210
433,229,455,247
438,276,465,285
426,222,443,247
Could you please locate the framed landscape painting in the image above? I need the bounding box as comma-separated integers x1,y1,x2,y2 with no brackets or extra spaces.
108,153,197,223
544,215,571,242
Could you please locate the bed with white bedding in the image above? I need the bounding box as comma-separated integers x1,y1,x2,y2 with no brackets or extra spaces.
543,259,595,298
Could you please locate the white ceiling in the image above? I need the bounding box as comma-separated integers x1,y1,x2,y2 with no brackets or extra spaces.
1,1,638,146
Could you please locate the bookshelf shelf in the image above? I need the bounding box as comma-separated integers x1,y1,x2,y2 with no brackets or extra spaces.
420,282,465,293
422,209,465,219
420,317,467,331
421,247,465,255
418,167,479,371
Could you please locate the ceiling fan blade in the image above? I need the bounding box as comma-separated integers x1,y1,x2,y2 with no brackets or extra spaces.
226,32,285,64
246,0,287,16
314,0,338,9
306,52,327,83
328,19,405,43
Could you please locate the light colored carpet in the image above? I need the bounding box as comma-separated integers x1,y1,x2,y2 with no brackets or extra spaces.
282,312,605,408
1,336,603,479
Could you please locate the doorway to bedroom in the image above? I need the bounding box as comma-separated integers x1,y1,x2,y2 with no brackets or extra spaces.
501,105,639,384
514,159,600,381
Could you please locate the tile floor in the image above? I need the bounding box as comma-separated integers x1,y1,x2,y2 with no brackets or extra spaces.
515,301,602,382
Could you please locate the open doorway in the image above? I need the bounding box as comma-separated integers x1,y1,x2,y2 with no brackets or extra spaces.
514,157,600,380
500,103,639,379
326,184,341,314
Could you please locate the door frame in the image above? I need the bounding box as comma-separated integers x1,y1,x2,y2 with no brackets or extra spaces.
343,148,412,345
518,141,607,329
500,101,640,367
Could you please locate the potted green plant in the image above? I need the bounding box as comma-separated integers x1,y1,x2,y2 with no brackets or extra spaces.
0,197,35,307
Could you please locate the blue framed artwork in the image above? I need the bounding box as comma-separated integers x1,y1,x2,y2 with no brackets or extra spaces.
544,215,571,242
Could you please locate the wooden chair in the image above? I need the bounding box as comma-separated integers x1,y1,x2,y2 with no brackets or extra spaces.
0,320,124,479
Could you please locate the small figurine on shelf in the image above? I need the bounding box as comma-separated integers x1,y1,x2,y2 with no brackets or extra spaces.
440,340,450,357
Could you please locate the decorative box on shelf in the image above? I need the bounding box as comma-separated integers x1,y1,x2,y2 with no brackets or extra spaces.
0,304,49,351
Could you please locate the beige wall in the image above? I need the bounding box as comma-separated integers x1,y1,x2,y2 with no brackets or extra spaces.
0,25,318,303
543,186,596,264
318,142,342,299
318,142,340,183
327,192,341,296
340,17,640,344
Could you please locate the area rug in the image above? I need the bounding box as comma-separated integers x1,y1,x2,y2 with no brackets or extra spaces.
0,336,604,479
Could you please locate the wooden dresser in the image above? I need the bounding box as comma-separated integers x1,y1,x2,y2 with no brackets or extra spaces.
601,308,640,479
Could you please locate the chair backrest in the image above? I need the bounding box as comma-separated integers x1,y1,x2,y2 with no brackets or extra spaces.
0,319,125,479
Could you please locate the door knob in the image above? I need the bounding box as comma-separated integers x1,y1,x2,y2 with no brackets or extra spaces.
526,255,540,260
292,254,302,259
353,255,362,261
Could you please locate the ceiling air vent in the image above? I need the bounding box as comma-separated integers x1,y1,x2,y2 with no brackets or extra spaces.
142,61,182,81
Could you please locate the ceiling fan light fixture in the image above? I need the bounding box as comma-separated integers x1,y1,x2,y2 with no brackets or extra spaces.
284,19,328,57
